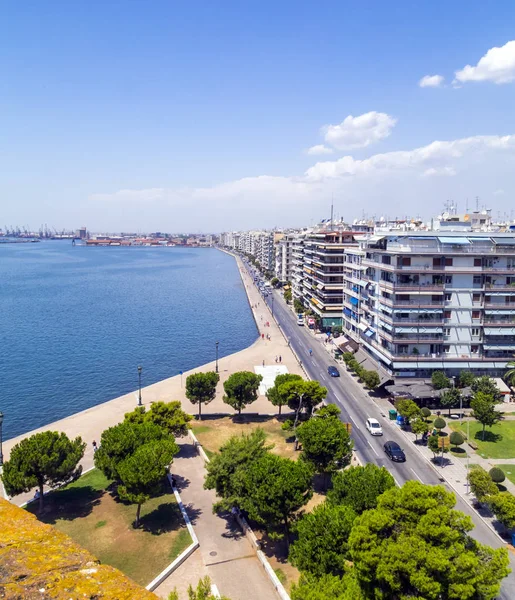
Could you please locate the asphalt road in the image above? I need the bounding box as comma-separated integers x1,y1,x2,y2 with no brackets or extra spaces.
244,264,515,598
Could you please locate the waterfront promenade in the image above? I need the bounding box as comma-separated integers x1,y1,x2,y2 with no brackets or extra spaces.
1,253,301,598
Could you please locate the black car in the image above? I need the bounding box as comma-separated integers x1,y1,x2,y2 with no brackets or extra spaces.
327,366,340,377
383,441,406,462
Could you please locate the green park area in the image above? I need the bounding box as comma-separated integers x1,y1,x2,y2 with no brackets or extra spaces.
191,416,295,460
449,420,515,460
27,468,191,586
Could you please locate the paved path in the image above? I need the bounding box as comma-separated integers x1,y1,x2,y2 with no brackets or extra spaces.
155,439,277,600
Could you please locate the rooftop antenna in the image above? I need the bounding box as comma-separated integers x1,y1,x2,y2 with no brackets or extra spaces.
465,197,469,212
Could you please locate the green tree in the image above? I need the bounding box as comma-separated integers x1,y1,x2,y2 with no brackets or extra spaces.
471,391,503,440
488,492,515,529
289,503,356,576
124,401,192,437
489,467,506,485
204,429,271,510
421,406,432,420
185,372,220,419
342,352,354,365
362,370,380,390
440,387,461,417
94,421,167,481
291,571,365,600
271,277,279,287
459,370,476,388
411,417,429,440
395,398,421,422
294,299,304,314
118,438,179,527
316,404,341,419
266,373,303,415
348,481,510,600
283,379,327,418
2,431,85,511
471,376,503,404
297,417,353,488
428,434,448,464
168,576,231,600
222,371,263,415
327,464,395,514
505,360,515,388
449,431,465,450
467,466,499,504
433,416,446,432
431,370,450,390
284,290,292,303
236,453,313,544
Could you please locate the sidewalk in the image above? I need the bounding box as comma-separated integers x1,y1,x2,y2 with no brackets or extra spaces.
154,439,277,600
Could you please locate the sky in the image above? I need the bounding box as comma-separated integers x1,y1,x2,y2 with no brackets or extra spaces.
2,1,515,232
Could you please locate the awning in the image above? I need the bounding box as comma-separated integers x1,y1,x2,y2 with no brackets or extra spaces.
357,322,368,331
364,329,375,338
395,308,443,314
484,327,515,335
368,235,386,242
492,237,515,245
343,308,352,317
380,321,393,331
380,304,393,314
484,309,515,314
438,237,471,245
484,345,512,350
350,297,359,306
494,378,511,394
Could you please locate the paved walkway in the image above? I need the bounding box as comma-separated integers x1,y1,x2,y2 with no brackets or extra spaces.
155,439,277,600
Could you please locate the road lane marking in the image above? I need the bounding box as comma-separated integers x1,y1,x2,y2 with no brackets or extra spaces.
410,468,424,483
319,373,327,381
334,395,342,403
367,441,379,456
348,415,360,430
393,476,401,487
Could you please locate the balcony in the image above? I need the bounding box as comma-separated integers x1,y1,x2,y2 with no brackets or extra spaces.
379,281,445,292
484,303,515,309
485,283,515,291
380,297,444,308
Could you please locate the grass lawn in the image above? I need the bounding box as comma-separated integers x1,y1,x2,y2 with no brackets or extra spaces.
28,469,191,586
191,416,296,458
449,420,515,459
494,465,515,486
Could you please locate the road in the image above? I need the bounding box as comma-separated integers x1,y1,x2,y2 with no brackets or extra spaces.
244,263,515,598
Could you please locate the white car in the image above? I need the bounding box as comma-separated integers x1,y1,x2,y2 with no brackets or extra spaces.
365,418,383,436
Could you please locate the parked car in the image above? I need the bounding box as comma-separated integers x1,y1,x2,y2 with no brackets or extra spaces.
383,441,406,462
327,366,340,377
365,418,383,436
297,317,304,326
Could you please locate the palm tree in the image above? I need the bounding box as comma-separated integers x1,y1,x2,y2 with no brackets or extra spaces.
505,360,515,387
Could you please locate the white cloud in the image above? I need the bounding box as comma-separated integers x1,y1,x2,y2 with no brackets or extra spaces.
494,189,505,196
322,111,397,150
306,144,333,155
455,40,515,84
419,74,444,88
90,133,515,230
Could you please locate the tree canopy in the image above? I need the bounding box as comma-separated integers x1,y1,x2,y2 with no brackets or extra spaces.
395,398,421,422
282,379,327,416
235,453,313,541
467,466,499,504
471,391,503,440
459,370,476,388
297,416,353,486
348,481,510,600
471,376,503,404
440,387,462,416
488,492,515,529
289,503,356,576
327,464,395,514
203,429,271,510
291,572,365,600
222,371,263,415
266,373,303,415
411,417,429,439
124,400,191,437
2,431,85,511
431,370,450,390
185,372,220,419
118,438,179,527
94,421,167,481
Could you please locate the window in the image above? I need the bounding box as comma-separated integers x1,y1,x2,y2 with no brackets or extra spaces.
398,344,408,354
445,293,452,301
432,295,441,302
445,275,453,284
443,328,451,336
473,293,481,302
471,345,479,354
445,257,453,266
473,275,482,285
472,310,480,319
444,310,451,319
472,328,480,337
474,258,482,267
443,345,450,353
433,257,443,267
401,257,411,266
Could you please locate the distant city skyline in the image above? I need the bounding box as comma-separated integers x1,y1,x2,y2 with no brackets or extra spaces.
2,2,515,231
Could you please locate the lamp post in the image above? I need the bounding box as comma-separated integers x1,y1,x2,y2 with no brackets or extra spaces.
271,294,274,318
137,366,142,406
466,417,470,494
0,411,4,466
215,341,219,374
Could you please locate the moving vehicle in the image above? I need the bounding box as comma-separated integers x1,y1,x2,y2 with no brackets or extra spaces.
365,418,383,436
297,314,304,326
383,441,406,462
327,365,340,377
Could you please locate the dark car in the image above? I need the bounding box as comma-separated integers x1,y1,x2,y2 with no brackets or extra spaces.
327,366,340,377
383,441,406,462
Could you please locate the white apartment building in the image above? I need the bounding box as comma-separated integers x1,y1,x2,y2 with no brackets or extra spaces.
275,233,296,283
344,231,515,379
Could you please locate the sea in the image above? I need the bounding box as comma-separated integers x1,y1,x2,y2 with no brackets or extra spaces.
0,242,257,439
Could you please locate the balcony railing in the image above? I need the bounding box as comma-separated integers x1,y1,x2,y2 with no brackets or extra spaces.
484,303,515,309
379,281,445,291
380,298,444,307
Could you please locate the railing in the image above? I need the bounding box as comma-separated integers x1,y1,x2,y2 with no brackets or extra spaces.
379,281,445,291
484,303,515,308
380,298,444,307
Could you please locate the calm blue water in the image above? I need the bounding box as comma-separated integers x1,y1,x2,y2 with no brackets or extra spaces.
0,242,257,439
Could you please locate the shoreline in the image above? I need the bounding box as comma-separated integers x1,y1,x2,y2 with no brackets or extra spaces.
2,251,303,502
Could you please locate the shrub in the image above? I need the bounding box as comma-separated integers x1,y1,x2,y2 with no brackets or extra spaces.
342,352,354,365
282,419,294,431
489,467,506,484
449,431,465,449
433,417,446,431
421,407,431,419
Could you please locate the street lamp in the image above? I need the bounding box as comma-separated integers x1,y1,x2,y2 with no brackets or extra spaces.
137,366,143,406
215,341,219,374
0,411,4,466
271,294,274,318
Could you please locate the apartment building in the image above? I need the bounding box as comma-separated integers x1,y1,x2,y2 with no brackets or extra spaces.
275,233,296,283
344,231,515,379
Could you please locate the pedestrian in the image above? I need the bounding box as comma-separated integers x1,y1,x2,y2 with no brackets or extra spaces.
279,355,282,363
263,359,265,367
262,333,265,340
309,348,313,356
92,440,98,452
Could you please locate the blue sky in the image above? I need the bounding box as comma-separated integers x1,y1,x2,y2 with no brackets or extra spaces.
2,1,515,231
